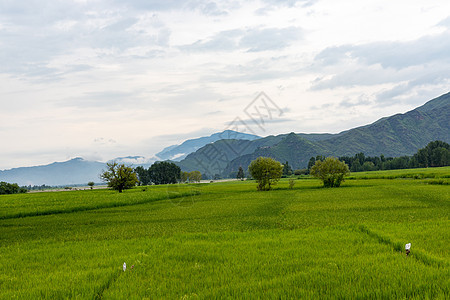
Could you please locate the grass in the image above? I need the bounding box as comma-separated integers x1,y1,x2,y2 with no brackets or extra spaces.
0,167,449,299
346,166,450,180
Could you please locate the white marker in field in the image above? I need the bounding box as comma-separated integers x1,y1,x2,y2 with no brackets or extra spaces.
123,262,126,272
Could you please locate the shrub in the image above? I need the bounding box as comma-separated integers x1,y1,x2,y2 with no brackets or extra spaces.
294,169,308,175
288,178,295,189
248,157,283,191
310,157,350,188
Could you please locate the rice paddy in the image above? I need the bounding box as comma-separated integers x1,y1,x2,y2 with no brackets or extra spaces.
0,167,449,299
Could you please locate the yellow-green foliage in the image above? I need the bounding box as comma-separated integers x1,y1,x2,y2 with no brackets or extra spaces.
248,157,283,190
0,167,449,298
311,156,350,187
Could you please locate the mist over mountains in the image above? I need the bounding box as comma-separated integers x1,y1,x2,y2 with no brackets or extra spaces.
1,92,448,186
156,130,260,161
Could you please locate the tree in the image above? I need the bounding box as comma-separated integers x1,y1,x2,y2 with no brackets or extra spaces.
310,157,349,188
282,161,293,176
294,169,308,175
87,181,95,190
0,182,27,195
148,161,181,185
181,171,189,183
236,166,245,180
413,140,449,167
362,161,376,171
188,171,202,183
248,157,283,191
307,157,316,171
135,166,151,186
100,162,138,193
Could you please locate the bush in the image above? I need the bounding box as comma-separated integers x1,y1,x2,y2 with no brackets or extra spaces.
288,178,295,189
248,157,283,191
310,157,350,187
294,169,308,175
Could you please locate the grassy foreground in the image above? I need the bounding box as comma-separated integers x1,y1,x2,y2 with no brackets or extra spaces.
0,167,449,299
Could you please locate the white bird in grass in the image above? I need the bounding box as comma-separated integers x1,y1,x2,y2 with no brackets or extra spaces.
123,262,126,272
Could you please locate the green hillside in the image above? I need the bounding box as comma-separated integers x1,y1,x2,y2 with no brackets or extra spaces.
176,135,288,176
179,92,449,176
224,133,331,175
319,93,450,157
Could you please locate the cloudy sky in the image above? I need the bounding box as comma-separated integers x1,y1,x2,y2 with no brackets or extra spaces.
1,0,449,169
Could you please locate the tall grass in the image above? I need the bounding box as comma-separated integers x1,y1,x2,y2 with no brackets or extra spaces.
0,167,448,298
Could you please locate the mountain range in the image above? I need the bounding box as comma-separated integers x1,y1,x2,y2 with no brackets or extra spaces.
0,158,105,186
0,92,448,185
156,130,260,161
178,92,449,177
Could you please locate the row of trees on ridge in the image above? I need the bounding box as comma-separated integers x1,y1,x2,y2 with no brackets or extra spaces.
306,140,449,173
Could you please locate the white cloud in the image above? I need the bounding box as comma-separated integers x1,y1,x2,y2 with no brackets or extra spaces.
0,0,449,169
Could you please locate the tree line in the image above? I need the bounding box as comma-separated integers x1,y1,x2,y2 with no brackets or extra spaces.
247,140,448,192
99,161,204,192
2,141,446,194
306,140,449,173
0,182,28,195
134,162,202,186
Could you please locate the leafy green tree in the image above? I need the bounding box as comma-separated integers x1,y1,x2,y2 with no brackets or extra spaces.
310,157,350,188
0,182,27,195
236,166,245,180
413,140,449,167
282,161,293,176
181,171,189,183
351,160,362,172
294,169,308,175
188,171,202,183
307,157,316,170
135,166,151,185
362,161,376,171
100,162,138,193
248,157,283,191
148,161,181,185
87,181,95,189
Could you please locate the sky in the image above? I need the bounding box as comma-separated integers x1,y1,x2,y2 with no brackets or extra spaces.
1,0,449,170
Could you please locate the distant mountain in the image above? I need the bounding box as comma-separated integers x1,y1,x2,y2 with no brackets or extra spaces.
0,130,259,186
317,91,449,157
180,92,450,177
0,156,159,186
0,158,106,186
156,130,261,161
2,93,447,185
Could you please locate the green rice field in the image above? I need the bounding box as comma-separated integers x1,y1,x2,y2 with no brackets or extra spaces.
0,167,449,299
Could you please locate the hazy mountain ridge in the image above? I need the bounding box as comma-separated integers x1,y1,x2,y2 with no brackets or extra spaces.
1,92,448,185
0,158,106,186
0,131,261,186
184,92,450,176
156,130,261,161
